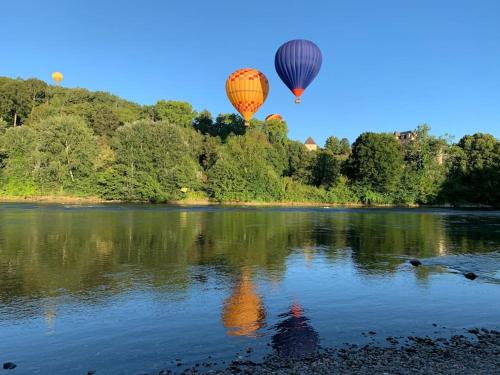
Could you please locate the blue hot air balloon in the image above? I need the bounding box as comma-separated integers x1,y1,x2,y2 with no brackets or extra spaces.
274,39,322,104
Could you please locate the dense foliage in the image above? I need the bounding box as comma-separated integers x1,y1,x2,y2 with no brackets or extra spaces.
0,76,498,206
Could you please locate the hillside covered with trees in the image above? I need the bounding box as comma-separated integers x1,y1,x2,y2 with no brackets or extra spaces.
0,76,498,206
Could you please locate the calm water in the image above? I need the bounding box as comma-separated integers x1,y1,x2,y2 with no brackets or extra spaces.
1,204,499,374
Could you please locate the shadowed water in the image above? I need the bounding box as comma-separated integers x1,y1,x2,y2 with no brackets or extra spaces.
0,204,499,374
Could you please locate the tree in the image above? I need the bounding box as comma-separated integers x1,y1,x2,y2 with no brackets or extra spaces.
0,119,7,134
252,118,289,144
24,78,49,111
86,104,122,137
398,125,447,204
0,125,39,195
0,78,31,126
207,132,284,201
153,100,196,127
33,115,98,193
312,150,342,188
193,109,214,135
199,135,221,171
324,136,351,156
1,75,498,206
442,133,500,205
286,140,315,184
348,132,404,194
101,120,203,201
458,133,498,172
213,113,246,139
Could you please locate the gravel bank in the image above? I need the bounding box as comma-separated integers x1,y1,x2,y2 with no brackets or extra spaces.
173,330,500,375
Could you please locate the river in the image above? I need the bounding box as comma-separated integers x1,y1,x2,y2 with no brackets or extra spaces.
0,204,499,374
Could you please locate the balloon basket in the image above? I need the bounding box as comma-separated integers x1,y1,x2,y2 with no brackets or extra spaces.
294,97,301,104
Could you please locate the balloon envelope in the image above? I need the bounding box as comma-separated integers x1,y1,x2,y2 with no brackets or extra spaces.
52,72,63,84
265,114,283,122
274,40,322,102
226,68,269,124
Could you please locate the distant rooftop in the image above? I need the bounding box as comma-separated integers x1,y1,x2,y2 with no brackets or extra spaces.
305,137,316,145
394,130,417,143
394,131,415,136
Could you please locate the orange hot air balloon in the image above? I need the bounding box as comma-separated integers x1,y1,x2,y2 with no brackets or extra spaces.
265,114,283,122
52,72,63,85
222,270,266,337
225,68,269,126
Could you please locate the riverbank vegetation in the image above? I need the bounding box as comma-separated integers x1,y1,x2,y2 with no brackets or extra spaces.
0,77,498,206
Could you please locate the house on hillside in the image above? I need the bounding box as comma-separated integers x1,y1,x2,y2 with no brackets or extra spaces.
394,131,417,144
305,137,318,151
394,130,445,165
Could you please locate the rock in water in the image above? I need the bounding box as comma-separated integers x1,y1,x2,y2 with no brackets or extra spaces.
409,259,422,267
3,362,17,370
464,272,477,280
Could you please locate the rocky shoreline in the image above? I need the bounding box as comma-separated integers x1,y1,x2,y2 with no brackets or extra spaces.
3,330,499,374
166,330,500,375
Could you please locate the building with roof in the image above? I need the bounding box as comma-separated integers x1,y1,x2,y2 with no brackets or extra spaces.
304,137,318,151
394,131,417,144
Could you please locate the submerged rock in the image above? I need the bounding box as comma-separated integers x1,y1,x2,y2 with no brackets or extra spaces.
464,272,477,280
3,362,16,370
409,259,422,267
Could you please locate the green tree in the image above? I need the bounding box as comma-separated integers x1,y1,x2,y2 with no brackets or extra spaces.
213,113,245,139
324,136,351,156
193,109,214,135
33,115,98,193
0,78,31,126
199,135,221,171
153,100,196,127
348,132,404,194
251,118,289,144
101,120,203,201
286,140,315,184
207,133,284,201
442,133,500,205
398,125,447,204
312,150,342,188
24,78,49,110
86,104,122,137
0,125,39,195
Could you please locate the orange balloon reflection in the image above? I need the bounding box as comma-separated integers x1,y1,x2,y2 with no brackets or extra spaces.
222,269,265,337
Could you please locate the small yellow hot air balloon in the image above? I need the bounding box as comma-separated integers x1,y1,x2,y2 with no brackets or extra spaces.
225,68,269,126
52,72,63,85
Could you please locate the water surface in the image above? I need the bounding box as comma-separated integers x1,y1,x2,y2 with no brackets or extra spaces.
0,204,499,374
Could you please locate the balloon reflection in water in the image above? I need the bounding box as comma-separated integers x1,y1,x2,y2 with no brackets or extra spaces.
222,269,266,337
271,302,320,359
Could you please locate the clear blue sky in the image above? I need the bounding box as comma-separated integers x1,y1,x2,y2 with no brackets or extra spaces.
1,0,499,145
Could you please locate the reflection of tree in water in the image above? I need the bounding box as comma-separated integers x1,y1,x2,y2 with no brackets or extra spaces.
271,303,319,359
222,268,265,337
1,207,500,318
345,212,450,274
